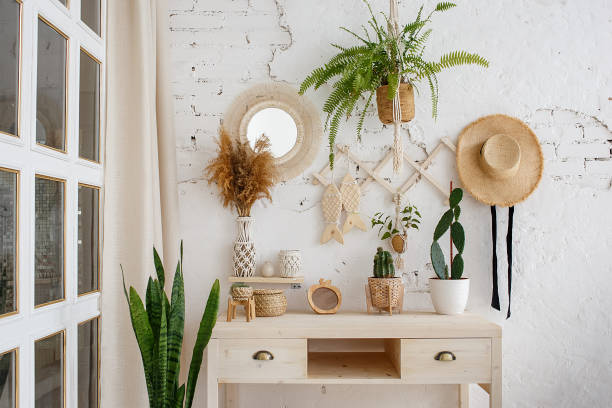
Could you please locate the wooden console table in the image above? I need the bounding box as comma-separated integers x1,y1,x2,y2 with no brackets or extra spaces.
206,312,502,407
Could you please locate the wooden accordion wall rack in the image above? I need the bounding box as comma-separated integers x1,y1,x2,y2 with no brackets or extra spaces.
312,137,458,204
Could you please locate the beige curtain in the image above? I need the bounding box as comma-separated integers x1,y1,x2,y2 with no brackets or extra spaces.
101,0,179,406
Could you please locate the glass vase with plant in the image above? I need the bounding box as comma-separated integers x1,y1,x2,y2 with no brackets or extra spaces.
299,1,489,167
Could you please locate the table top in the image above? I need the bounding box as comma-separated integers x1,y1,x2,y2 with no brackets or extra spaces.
213,311,501,339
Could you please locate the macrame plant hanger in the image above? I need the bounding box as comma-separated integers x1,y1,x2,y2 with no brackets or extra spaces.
389,0,403,175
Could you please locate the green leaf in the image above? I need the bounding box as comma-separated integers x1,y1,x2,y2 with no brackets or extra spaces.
454,206,461,221
166,264,185,406
146,277,162,344
435,2,457,12
449,188,463,208
174,384,185,408
430,241,447,280
185,279,220,408
158,288,168,408
126,287,155,406
154,247,165,289
451,222,465,254
387,220,393,230
381,232,391,240
433,209,453,241
415,210,421,217
391,229,399,235
451,253,464,279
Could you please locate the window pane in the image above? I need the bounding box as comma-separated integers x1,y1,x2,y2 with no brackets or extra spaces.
36,18,67,151
81,0,100,36
0,0,20,137
78,319,98,408
79,51,100,162
0,349,17,408
35,176,64,306
0,169,17,316
35,332,64,408
78,185,99,294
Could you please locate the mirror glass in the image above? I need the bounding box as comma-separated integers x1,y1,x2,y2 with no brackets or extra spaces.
246,108,297,158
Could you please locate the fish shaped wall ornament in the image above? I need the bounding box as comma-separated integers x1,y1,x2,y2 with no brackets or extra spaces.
321,183,344,244
340,173,367,234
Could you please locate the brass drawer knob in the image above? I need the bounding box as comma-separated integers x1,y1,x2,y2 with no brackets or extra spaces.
252,350,274,361
434,351,456,361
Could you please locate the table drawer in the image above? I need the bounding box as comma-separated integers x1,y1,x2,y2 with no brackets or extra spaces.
402,338,491,383
218,339,307,379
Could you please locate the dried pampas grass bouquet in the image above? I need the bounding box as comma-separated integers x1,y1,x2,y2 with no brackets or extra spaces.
205,128,278,217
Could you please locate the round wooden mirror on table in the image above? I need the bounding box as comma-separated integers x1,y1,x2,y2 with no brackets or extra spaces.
224,83,323,182
308,279,342,314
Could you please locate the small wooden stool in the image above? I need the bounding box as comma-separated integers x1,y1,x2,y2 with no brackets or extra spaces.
227,296,255,322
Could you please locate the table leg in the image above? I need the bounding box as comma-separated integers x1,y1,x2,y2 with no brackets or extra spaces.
490,337,502,408
459,384,469,408
206,339,219,408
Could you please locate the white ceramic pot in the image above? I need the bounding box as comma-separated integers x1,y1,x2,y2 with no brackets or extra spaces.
429,278,470,315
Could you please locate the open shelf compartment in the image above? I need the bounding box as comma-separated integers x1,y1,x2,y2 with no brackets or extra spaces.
307,338,401,381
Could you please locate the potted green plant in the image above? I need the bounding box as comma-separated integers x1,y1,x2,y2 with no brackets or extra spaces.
122,242,220,407
371,203,421,254
368,247,403,311
429,188,468,314
299,1,489,167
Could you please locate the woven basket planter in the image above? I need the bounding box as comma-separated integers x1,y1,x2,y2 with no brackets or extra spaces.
368,277,403,309
231,286,253,301
253,289,287,317
376,83,415,124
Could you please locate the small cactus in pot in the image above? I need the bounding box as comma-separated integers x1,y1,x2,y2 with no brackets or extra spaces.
373,247,395,278
368,247,403,311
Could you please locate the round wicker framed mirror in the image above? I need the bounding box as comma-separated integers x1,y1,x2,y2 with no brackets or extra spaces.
224,83,322,181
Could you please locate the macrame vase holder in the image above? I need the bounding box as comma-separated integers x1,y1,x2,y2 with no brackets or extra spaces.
490,206,514,319
233,217,256,277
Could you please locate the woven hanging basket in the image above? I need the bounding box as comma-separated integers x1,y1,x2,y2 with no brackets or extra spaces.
253,289,287,317
368,277,403,309
376,83,415,124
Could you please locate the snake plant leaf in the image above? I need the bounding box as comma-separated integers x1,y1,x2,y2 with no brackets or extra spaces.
174,384,185,408
451,253,464,279
449,188,463,208
185,279,220,408
430,241,447,280
153,247,165,289
433,209,453,241
166,265,185,405
127,287,155,406
158,289,168,408
146,277,162,343
450,222,465,254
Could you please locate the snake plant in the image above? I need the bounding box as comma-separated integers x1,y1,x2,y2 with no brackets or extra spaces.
299,1,488,168
122,241,220,408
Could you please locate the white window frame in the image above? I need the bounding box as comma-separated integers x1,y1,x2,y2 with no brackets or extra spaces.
0,0,106,407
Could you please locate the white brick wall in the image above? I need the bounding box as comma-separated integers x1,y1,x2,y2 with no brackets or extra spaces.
169,1,612,407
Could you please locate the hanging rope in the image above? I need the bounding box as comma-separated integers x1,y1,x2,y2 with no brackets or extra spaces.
389,0,403,174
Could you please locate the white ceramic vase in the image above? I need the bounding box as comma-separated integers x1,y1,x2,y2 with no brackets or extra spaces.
429,278,470,315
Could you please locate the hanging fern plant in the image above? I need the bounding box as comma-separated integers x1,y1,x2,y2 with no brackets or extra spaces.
299,1,489,168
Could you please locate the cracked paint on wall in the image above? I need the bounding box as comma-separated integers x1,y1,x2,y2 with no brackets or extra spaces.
169,0,612,407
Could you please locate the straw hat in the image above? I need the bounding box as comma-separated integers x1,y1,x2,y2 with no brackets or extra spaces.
456,114,543,207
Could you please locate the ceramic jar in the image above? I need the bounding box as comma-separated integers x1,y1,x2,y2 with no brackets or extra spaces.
278,250,301,278
261,261,275,277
